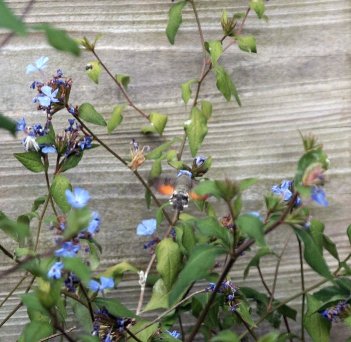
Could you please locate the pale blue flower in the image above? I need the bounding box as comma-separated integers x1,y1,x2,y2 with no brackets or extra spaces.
48,261,64,280
136,218,157,236
41,145,56,154
26,56,49,74
311,186,328,207
85,211,101,236
37,86,60,107
16,118,26,132
65,187,90,209
55,241,80,258
88,276,114,293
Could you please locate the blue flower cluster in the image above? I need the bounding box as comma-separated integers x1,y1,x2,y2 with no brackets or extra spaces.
167,330,181,339
320,300,350,322
206,280,239,312
271,180,301,207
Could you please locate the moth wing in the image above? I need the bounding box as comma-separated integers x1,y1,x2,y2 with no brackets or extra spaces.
151,177,176,196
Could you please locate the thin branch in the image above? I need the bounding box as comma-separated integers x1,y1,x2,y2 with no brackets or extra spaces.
0,243,15,260
235,311,258,341
91,50,149,119
34,195,50,252
0,273,28,308
79,283,94,322
188,0,206,59
44,166,59,217
53,324,76,342
39,327,77,342
257,265,272,295
297,237,306,341
125,328,143,342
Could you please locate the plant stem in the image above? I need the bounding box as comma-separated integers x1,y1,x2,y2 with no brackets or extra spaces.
188,0,206,59
257,265,271,295
235,311,258,341
0,244,15,260
44,166,58,217
91,50,149,119
297,236,306,341
125,328,143,342
34,195,50,252
79,284,94,322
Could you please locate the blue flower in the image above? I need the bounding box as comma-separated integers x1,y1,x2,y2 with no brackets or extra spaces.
55,241,80,258
167,330,181,339
194,155,206,167
78,136,93,150
272,180,293,201
136,218,157,236
65,187,90,209
16,118,26,132
85,211,101,236
311,186,328,207
26,56,48,74
88,276,114,293
41,145,57,154
32,123,45,136
48,261,64,280
36,85,60,107
65,118,76,132
177,170,192,178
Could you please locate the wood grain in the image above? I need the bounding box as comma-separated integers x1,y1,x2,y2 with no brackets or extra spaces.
0,0,350,340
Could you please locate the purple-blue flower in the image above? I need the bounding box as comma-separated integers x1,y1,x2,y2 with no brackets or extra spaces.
311,186,328,207
136,218,157,236
16,118,26,132
48,261,64,280
194,155,206,167
167,330,181,339
78,136,93,150
88,276,114,293
55,241,80,258
65,118,76,132
65,187,90,209
36,85,60,107
272,179,302,206
32,123,45,136
85,211,101,236
26,56,49,74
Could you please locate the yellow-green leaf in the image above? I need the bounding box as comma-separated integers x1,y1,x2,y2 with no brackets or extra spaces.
85,61,101,84
166,0,187,45
107,105,124,133
79,103,106,126
149,112,168,135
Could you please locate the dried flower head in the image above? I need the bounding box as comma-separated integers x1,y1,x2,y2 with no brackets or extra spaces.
128,139,150,171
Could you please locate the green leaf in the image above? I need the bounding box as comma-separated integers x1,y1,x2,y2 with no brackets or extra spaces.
181,79,196,104
309,219,324,254
304,294,331,342
150,159,162,178
20,321,53,342
195,217,232,250
69,298,93,333
0,1,26,35
116,74,131,89
143,278,169,312
236,301,256,328
64,207,91,239
85,61,101,84
140,125,157,134
240,178,257,191
146,138,179,160
205,40,223,65
94,297,136,317
175,222,196,256
294,228,332,279
249,0,266,19
166,0,187,45
63,257,91,283
347,224,351,244
50,175,71,213
236,214,266,247
36,123,56,146
60,152,83,172
0,113,17,136
0,216,30,242
99,261,138,283
184,107,208,157
169,245,225,305
237,35,257,53
79,103,106,126
38,24,80,56
156,238,182,291
149,112,168,135
211,330,239,342
213,65,241,106
31,196,47,212
323,235,339,261
87,241,101,270
201,100,213,120
243,247,273,278
129,321,158,342
107,105,124,133
258,332,279,342
14,152,44,173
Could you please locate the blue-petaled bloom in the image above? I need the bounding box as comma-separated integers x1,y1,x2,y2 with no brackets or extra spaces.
65,187,90,209
85,211,101,236
32,123,45,136
78,136,93,150
36,85,60,107
55,241,80,257
104,334,112,342
26,56,49,74
65,118,76,132
320,301,350,322
311,186,328,207
48,261,64,280
41,145,57,154
88,276,114,293
194,155,206,167
272,180,293,201
167,330,181,339
16,118,26,132
136,218,157,236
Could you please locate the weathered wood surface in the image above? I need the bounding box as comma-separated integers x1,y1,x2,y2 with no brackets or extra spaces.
0,0,350,340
